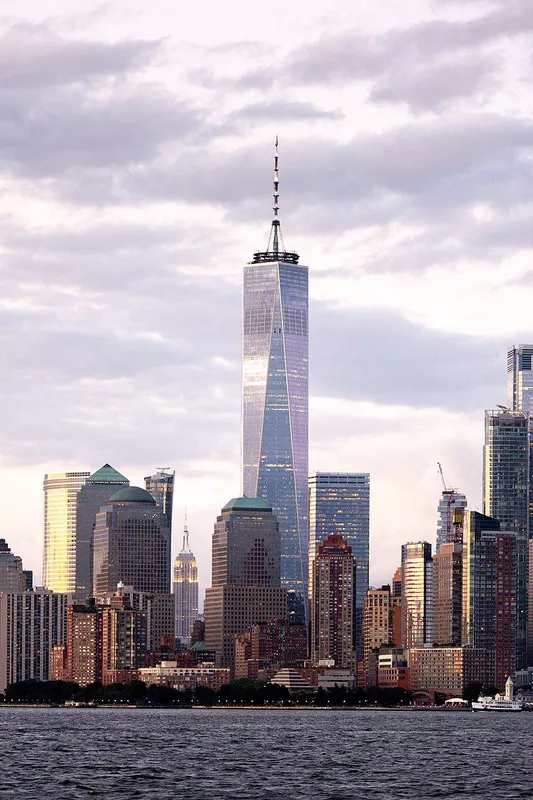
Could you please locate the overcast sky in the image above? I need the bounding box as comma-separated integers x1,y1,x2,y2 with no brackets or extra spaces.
1,0,532,596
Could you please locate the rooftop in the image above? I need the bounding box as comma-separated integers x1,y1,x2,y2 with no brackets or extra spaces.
222,497,273,513
108,486,156,505
87,463,129,485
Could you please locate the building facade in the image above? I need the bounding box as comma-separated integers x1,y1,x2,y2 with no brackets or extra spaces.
173,520,198,645
204,498,287,668
75,463,129,601
0,540,26,593
308,472,369,654
433,542,463,646
0,589,68,693
93,486,171,599
311,534,355,668
507,345,533,414
43,471,90,593
483,408,528,668
436,490,467,550
242,145,308,618
401,542,433,649
138,661,230,692
144,469,175,535
409,647,494,697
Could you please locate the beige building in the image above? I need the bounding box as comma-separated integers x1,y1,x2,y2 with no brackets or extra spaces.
138,661,230,692
204,498,287,669
410,646,494,697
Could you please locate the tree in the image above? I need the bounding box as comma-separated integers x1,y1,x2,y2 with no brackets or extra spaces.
463,681,482,704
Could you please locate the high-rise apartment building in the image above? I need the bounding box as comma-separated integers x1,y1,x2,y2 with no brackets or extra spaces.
364,586,392,663
75,464,129,600
311,534,355,669
64,604,99,686
204,498,287,668
308,473,369,654
0,539,26,593
507,345,533,414
100,593,148,685
433,542,462,646
462,510,516,689
436,490,467,550
43,471,90,593
145,469,175,534
242,143,308,617
483,408,528,668
92,486,171,599
0,589,68,693
401,542,433,649
173,519,198,645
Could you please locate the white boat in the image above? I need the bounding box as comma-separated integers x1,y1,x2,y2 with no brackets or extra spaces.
472,676,523,712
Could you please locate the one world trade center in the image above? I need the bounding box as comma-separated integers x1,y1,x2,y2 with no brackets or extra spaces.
242,140,309,620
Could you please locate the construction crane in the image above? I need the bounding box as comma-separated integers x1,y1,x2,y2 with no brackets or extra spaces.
437,462,457,545
437,462,448,492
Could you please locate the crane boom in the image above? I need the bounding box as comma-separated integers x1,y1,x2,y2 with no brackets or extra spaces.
437,462,448,492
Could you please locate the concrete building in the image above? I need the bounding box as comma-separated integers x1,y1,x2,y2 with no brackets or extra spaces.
410,647,494,698
364,586,393,685
483,408,528,668
433,542,462,646
308,472,370,656
234,619,307,680
93,486,171,599
43,471,90,593
65,604,98,686
462,511,517,689
204,498,287,668
242,144,309,619
75,464,129,601
138,661,230,692
99,593,147,685
401,542,433,649
102,583,174,654
377,648,409,690
0,589,68,693
311,534,355,668
173,518,198,645
0,540,26,593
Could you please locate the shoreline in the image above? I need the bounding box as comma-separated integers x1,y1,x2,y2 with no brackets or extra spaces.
0,703,472,711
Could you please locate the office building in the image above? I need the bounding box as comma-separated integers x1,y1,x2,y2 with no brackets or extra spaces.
311,534,355,668
0,589,68,693
75,463,129,600
401,542,433,649
23,571,33,591
377,648,409,690
145,469,175,535
507,345,533,414
433,542,463,646
204,498,287,668
93,486,171,599
0,539,26,593
483,408,528,668
309,472,369,654
242,142,308,618
173,517,198,645
43,471,90,593
410,646,494,697
462,510,517,688
436,490,467,550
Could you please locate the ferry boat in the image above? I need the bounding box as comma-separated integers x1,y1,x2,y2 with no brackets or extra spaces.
472,676,523,712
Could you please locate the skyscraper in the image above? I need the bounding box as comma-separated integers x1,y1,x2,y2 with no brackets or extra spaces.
308,472,370,653
43,471,90,593
507,345,533,414
483,408,528,668
436,489,467,550
173,516,199,645
145,469,175,533
401,541,433,649
433,541,462,646
242,141,308,617
363,586,392,678
311,534,355,668
462,510,516,689
75,463,129,600
204,497,287,668
0,539,26,593
92,486,171,599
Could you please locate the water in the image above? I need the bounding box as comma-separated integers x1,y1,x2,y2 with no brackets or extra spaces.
1,708,532,799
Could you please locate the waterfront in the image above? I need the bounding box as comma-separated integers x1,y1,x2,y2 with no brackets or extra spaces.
1,708,531,799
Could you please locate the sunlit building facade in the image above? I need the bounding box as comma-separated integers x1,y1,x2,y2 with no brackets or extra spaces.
401,542,433,649
173,520,198,645
242,144,308,619
309,472,369,655
43,471,90,593
483,408,528,668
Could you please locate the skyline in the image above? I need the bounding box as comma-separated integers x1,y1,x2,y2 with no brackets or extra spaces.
1,0,533,595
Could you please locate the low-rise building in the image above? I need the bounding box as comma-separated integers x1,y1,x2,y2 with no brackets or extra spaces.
138,661,230,692
409,646,494,697
377,648,409,690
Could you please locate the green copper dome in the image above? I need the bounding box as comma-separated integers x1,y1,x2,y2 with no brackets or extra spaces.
222,497,272,512
108,486,156,504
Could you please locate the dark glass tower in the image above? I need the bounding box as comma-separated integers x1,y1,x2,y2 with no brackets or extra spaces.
242,140,308,619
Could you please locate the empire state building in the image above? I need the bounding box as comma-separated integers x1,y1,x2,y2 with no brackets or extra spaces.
242,140,309,619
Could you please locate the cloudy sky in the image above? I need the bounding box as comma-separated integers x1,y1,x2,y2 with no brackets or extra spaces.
1,0,532,596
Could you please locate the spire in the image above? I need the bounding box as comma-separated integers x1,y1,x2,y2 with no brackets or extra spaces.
253,136,299,265
182,507,191,553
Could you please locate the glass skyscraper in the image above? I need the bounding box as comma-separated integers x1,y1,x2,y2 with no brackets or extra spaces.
308,472,370,654
507,344,533,414
401,541,433,649
242,142,308,617
43,471,90,593
436,489,467,551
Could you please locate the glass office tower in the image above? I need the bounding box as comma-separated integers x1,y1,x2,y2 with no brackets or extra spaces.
507,345,533,414
43,471,90,593
242,142,308,618
401,541,434,649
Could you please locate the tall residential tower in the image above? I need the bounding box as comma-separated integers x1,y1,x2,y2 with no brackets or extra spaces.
242,141,308,617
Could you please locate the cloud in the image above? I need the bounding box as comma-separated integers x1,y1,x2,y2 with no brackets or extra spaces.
232,100,341,121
